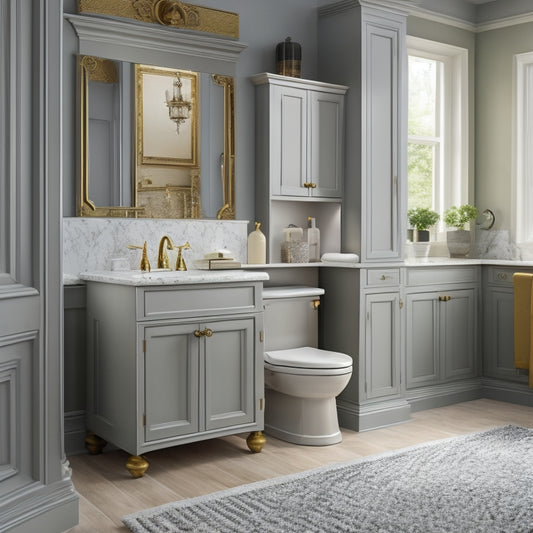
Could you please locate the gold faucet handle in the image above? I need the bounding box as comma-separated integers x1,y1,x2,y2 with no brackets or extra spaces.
127,241,151,272
175,241,191,271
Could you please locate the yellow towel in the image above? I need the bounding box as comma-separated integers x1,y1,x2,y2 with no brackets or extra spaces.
513,273,533,387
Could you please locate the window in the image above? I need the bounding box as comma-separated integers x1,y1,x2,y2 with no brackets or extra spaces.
514,51,533,245
407,37,469,233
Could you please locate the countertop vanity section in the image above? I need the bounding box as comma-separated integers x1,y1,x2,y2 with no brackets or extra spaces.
319,259,533,432
79,270,269,477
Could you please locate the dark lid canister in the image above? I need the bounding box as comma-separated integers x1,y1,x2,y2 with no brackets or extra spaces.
276,37,301,78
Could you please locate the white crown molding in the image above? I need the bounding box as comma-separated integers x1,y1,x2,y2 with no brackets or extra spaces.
320,0,533,32
407,6,476,31
476,12,533,32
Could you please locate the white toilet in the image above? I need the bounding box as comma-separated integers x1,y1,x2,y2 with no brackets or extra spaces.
262,286,353,446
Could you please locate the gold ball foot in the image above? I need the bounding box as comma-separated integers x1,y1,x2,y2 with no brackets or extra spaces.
126,455,149,478
85,432,107,455
246,431,266,453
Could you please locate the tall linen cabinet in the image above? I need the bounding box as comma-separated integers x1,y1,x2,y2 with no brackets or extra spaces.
318,0,407,262
318,1,410,430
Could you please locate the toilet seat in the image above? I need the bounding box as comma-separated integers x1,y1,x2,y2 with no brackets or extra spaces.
264,347,352,376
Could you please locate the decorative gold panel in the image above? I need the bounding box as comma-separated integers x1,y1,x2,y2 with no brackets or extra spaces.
78,0,239,38
80,56,118,84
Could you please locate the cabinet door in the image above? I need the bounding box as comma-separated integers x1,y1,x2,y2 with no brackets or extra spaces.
440,289,476,380
484,288,523,381
362,19,404,261
309,91,344,198
274,85,308,197
204,319,255,431
365,292,401,399
143,324,200,442
405,293,439,388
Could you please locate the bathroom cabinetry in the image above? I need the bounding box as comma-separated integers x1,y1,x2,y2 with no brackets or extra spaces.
318,3,407,262
84,278,265,476
405,289,476,389
483,266,529,384
253,73,347,263
403,266,480,410
320,264,481,431
252,73,346,199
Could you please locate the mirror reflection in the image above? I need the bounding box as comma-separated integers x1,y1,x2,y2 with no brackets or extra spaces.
78,55,234,219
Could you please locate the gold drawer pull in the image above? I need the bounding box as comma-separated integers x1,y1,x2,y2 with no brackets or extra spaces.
194,328,214,338
439,295,451,302
303,182,317,189
380,275,392,281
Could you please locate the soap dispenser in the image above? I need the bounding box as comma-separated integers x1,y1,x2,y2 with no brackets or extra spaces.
307,217,320,262
247,221,266,264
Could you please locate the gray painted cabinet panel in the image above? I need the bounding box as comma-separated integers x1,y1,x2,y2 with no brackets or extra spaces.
365,292,401,399
406,293,440,388
406,288,477,390
363,17,404,261
144,323,200,441
483,267,529,384
254,76,345,199
85,281,264,458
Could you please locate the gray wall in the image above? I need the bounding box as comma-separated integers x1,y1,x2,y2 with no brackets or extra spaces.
475,22,533,233
62,0,320,225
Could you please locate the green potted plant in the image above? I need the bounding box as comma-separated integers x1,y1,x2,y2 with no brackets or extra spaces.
443,204,479,257
407,207,440,242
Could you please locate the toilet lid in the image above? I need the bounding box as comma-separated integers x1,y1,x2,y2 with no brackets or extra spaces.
264,347,352,370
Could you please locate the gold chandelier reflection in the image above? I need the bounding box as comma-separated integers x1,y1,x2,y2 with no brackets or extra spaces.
165,74,192,134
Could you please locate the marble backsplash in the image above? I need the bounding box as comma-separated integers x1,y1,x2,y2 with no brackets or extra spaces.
63,217,248,279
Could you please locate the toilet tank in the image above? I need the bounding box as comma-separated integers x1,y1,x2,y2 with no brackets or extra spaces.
263,286,325,351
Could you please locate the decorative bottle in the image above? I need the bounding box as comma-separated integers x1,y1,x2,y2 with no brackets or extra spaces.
247,222,266,264
307,217,320,262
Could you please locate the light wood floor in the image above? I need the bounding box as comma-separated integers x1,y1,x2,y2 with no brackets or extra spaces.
66,398,533,532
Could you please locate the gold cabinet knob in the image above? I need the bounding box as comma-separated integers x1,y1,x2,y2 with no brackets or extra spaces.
311,182,316,188
194,328,214,337
438,295,451,302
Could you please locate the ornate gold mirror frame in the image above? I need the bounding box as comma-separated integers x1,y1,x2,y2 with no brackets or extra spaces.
78,57,237,219
213,74,235,220
78,55,145,217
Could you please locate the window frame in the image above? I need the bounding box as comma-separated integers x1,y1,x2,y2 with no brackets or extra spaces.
407,36,469,234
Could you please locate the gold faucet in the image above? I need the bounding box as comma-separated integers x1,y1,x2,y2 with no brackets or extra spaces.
157,235,175,269
176,242,190,271
126,241,151,272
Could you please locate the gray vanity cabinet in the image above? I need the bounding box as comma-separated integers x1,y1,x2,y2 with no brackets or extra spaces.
85,280,265,476
405,288,477,389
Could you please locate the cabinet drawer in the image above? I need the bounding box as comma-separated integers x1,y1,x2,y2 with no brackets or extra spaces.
406,266,478,287
366,269,400,287
138,283,261,321
487,267,519,287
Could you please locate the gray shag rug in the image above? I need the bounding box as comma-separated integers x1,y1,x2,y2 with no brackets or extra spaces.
123,425,533,532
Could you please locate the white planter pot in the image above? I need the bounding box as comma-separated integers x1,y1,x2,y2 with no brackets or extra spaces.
446,230,471,257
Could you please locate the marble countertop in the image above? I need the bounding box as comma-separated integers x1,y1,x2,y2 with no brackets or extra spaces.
64,258,533,286
78,269,269,286
243,258,533,269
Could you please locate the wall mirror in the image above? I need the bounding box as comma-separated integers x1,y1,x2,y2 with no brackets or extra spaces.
68,6,245,220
